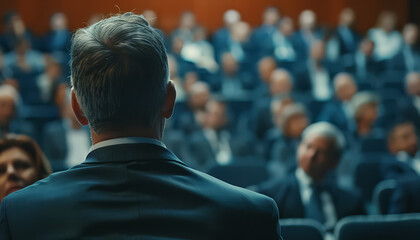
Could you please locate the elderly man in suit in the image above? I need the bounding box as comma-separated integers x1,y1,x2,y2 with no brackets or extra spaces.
0,13,281,239
255,122,364,229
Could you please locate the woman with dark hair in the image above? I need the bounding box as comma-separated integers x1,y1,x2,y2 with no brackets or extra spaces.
0,134,51,202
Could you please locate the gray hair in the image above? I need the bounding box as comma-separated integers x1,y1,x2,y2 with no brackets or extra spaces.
351,91,380,120
279,103,307,130
70,13,168,133
301,122,346,155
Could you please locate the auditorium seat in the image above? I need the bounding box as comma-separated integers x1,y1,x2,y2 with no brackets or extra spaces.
279,219,325,240
335,214,420,240
373,179,397,214
354,160,384,204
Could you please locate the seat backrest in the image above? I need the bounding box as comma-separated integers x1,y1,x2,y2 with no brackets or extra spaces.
373,179,397,214
354,160,384,202
280,219,325,240
335,214,420,240
207,163,268,188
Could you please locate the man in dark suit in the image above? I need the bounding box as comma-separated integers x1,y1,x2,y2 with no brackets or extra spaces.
398,72,420,131
0,13,281,239
340,38,384,89
318,73,357,132
255,122,364,228
388,177,420,214
334,8,361,57
388,24,420,72
381,122,420,180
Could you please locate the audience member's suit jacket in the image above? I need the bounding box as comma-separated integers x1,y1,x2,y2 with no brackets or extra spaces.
335,26,361,56
387,46,420,72
381,154,419,180
397,97,420,132
291,30,323,61
188,129,255,172
255,174,364,220
293,61,336,95
318,100,352,132
389,177,420,214
339,53,384,87
0,142,282,240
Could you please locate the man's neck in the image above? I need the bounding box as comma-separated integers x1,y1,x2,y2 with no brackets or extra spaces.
90,125,163,145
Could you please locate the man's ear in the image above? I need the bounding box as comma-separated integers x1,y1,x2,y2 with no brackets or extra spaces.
161,80,176,119
71,89,89,126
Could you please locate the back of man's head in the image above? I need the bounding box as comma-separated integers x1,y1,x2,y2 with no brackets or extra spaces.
71,13,168,133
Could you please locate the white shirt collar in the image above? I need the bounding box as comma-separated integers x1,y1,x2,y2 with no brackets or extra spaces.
89,137,166,153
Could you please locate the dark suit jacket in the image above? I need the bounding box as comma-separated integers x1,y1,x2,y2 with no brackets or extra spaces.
0,142,281,239
389,177,420,214
397,97,420,132
318,100,352,132
335,27,361,56
387,46,420,72
255,174,364,220
381,154,419,180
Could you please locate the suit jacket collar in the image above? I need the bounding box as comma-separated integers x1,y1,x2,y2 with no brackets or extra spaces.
84,143,186,167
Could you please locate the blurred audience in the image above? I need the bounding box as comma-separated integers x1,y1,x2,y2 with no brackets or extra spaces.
368,11,402,61
382,122,420,180
318,73,358,132
266,103,309,178
0,134,51,202
255,122,364,228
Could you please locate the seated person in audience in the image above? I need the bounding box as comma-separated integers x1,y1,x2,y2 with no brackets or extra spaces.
398,72,420,131
292,10,323,61
333,8,361,58
224,21,256,73
388,23,420,72
0,14,281,239
41,12,72,77
0,84,34,138
169,36,197,78
252,68,293,140
188,99,254,172
40,12,72,54
255,122,364,229
215,52,254,98
318,73,358,132
382,122,420,180
368,11,402,61
0,11,36,53
254,56,277,98
0,134,51,202
340,38,384,88
294,40,335,101
180,26,218,73
2,37,45,74
43,84,90,171
272,17,297,71
266,103,309,179
177,81,209,134
388,176,420,214
348,91,383,147
213,9,241,63
252,7,281,60
171,11,197,44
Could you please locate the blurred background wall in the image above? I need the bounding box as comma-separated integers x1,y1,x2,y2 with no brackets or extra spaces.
0,0,412,35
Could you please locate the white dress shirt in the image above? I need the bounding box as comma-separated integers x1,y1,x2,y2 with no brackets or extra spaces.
295,168,337,228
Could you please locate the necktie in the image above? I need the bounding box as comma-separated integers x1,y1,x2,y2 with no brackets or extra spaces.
305,184,325,223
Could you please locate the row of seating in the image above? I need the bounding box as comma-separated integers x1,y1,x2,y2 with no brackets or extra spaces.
281,213,420,240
